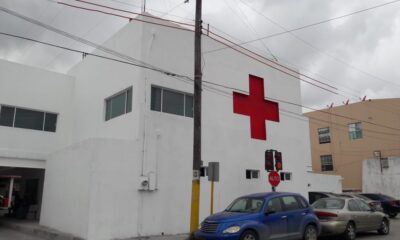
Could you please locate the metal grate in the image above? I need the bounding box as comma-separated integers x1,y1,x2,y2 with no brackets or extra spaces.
201,221,219,233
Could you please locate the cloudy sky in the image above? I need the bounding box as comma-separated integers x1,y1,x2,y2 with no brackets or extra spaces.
1,0,400,110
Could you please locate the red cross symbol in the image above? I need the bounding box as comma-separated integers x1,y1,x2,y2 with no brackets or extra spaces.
233,75,279,140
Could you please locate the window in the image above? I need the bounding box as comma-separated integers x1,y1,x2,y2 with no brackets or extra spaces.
280,172,292,181
348,122,362,140
226,198,264,213
105,87,132,121
320,155,333,171
348,199,361,211
151,86,193,118
318,127,331,144
281,196,301,211
0,105,58,132
267,198,283,213
246,170,259,179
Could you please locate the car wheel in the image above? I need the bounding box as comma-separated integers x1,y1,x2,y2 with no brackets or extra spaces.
378,218,390,235
388,213,397,218
303,224,318,240
240,230,258,240
343,222,356,240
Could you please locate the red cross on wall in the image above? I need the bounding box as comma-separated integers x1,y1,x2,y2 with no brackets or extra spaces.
233,75,280,140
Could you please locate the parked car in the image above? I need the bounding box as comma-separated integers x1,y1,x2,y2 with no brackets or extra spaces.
360,193,400,218
312,197,390,240
308,191,342,204
337,193,383,212
195,192,320,240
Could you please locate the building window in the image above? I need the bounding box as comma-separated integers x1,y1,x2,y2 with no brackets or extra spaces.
0,105,58,132
348,122,362,140
320,155,333,171
105,87,132,121
280,172,292,181
151,86,193,118
245,170,259,179
318,127,331,144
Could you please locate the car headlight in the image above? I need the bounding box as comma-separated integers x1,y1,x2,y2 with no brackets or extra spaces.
223,226,241,234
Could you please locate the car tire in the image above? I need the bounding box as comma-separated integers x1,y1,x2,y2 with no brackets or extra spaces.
303,224,318,240
240,230,258,240
343,222,356,240
388,213,397,218
378,218,390,235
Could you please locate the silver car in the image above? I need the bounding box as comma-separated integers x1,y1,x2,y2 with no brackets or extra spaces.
338,193,384,212
312,197,390,240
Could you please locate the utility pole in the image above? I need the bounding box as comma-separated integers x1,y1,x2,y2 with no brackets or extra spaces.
190,0,202,234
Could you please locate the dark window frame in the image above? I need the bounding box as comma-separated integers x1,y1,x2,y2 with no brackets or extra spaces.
150,85,193,118
348,122,363,140
105,87,133,121
320,155,334,171
318,127,331,144
246,169,260,179
0,104,58,132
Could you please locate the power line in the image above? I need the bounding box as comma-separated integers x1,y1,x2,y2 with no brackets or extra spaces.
238,0,400,91
2,30,400,143
205,0,400,53
49,2,342,95
0,31,190,79
0,5,192,80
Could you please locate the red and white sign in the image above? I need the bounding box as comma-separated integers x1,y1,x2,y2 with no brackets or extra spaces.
268,171,280,187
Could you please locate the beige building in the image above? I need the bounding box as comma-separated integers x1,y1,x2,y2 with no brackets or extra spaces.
305,99,400,191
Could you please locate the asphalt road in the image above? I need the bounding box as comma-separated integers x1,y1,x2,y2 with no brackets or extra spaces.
0,217,399,240
322,216,400,240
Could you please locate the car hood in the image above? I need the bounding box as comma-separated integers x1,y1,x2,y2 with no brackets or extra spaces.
204,211,258,223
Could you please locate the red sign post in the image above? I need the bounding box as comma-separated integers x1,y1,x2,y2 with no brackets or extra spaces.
268,171,280,191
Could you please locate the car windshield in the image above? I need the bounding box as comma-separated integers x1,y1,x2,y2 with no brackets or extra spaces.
225,197,264,213
312,198,345,209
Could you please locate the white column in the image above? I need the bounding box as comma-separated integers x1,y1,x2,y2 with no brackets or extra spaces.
8,178,14,208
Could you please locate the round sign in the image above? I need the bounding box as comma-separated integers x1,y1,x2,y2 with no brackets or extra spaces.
268,171,280,187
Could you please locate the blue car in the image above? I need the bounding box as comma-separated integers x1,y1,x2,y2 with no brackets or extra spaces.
195,192,320,240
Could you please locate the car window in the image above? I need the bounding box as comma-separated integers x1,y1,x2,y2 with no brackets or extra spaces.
362,194,380,201
226,197,264,213
348,199,361,211
312,198,345,209
354,194,370,201
282,196,301,211
296,196,309,209
267,198,283,213
357,200,371,211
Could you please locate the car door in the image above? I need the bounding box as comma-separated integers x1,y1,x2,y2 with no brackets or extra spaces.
357,199,381,230
348,199,368,231
281,195,305,239
262,197,288,239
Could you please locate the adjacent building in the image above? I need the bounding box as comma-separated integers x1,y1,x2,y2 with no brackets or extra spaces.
305,99,400,192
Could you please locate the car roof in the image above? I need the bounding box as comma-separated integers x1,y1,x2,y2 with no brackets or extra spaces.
242,192,301,199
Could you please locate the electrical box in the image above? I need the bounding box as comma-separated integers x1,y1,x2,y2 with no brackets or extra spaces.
208,162,220,182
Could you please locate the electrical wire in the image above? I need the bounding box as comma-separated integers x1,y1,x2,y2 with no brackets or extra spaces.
205,0,400,53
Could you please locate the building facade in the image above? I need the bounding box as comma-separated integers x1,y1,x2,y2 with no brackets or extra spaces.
305,99,400,191
0,15,335,240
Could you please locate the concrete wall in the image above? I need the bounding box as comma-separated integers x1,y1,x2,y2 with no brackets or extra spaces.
306,172,342,194
0,59,75,161
363,157,400,199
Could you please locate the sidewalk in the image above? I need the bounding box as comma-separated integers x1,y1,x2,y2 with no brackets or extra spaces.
0,217,190,240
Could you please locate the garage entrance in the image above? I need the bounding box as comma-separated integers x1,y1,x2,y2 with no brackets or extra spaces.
0,167,45,221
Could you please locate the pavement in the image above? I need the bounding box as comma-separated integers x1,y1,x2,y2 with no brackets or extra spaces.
0,217,399,240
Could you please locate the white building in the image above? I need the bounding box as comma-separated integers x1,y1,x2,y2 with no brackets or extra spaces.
0,16,328,240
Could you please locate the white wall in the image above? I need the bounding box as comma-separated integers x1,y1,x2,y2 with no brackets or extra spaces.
363,157,400,199
306,172,343,194
0,60,75,158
